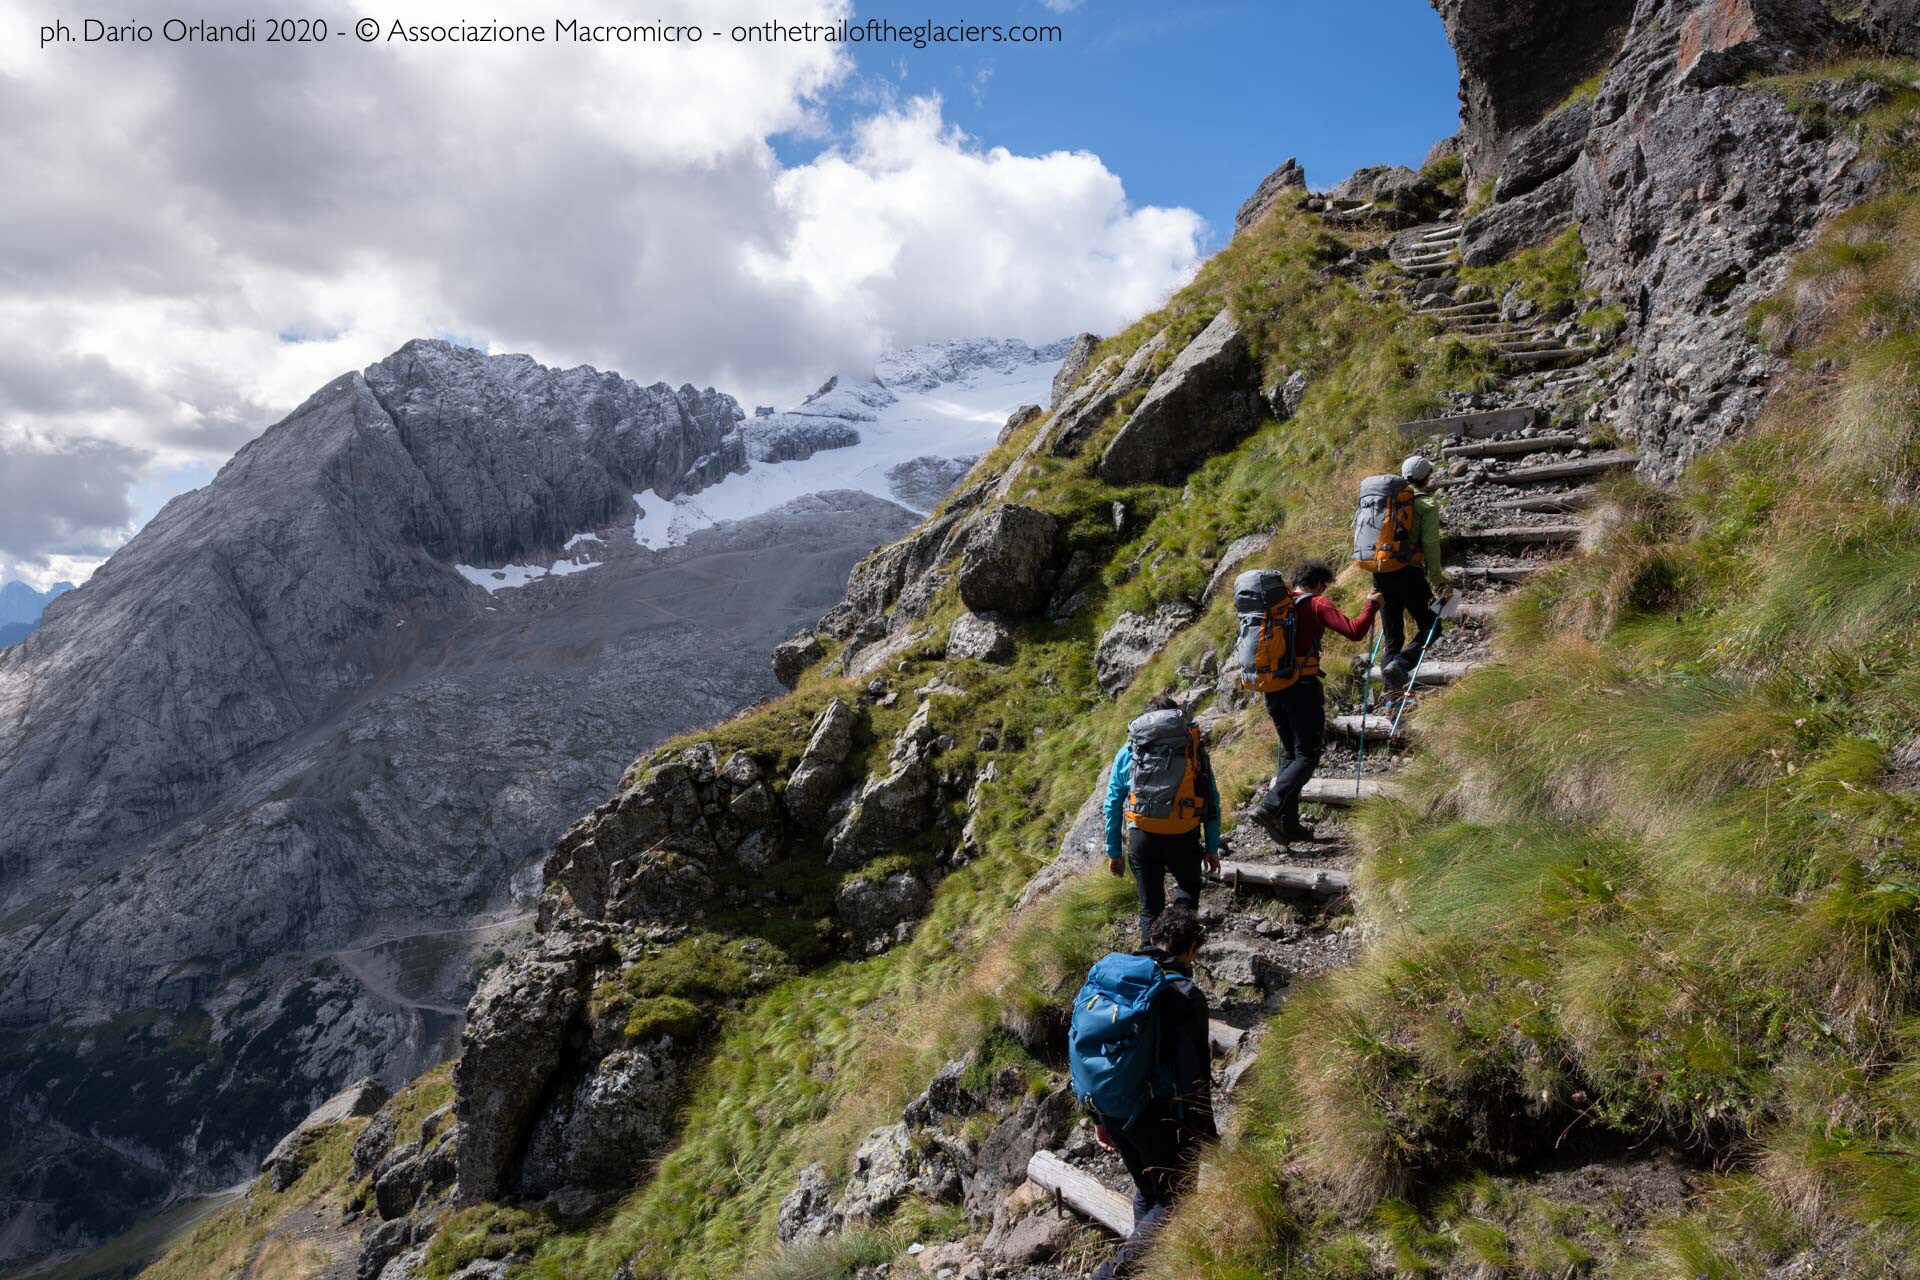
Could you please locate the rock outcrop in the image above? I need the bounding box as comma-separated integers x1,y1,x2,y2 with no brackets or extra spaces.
956,505,1060,617
1095,603,1200,697
947,612,1015,664
1234,157,1308,235
1049,334,1102,408
1098,312,1261,486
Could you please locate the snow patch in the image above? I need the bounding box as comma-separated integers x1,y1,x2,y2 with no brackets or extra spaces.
456,554,604,594
627,337,1066,550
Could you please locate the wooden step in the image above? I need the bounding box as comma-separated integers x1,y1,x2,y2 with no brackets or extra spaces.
1209,1020,1247,1054
1403,262,1457,277
1501,347,1595,366
1329,714,1400,742
1489,489,1598,513
1446,563,1541,584
1419,224,1463,241
1449,523,1583,546
1367,659,1486,685
1490,451,1638,485
1211,860,1354,894
1398,406,1535,439
1496,338,1570,353
1419,299,1497,317
1433,323,1543,338
1443,433,1585,459
1028,1151,1133,1236
1459,599,1504,623
1300,776,1398,807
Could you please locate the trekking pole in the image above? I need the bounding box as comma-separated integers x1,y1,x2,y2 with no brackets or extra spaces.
1387,610,1447,744
1355,620,1381,797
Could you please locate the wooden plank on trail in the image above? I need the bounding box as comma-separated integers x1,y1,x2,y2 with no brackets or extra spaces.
1209,1020,1247,1055
1300,776,1397,806
1330,713,1398,742
1397,407,1534,439
1449,523,1583,546
1367,659,1486,685
1490,451,1639,485
1489,489,1597,513
1212,860,1354,894
1028,1151,1134,1237
1442,433,1584,459
1446,563,1540,584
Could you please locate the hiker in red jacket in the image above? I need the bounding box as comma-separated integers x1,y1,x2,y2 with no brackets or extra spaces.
1252,561,1378,842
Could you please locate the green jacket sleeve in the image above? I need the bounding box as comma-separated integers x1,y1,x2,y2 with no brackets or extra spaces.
1417,494,1446,590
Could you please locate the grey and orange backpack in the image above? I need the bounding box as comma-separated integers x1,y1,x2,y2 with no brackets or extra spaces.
1233,570,1306,693
1351,475,1423,573
1124,708,1206,836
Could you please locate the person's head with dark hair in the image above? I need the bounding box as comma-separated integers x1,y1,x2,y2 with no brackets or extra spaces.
1291,560,1336,594
1149,901,1204,961
1143,693,1179,715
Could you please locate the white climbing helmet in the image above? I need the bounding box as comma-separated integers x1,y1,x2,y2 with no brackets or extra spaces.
1401,454,1435,484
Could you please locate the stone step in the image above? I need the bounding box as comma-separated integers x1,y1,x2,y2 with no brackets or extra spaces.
1366,659,1486,685
1490,450,1639,485
1028,1151,1132,1237
1449,523,1583,546
1447,563,1541,584
1398,406,1535,439
1329,714,1401,742
1489,488,1599,513
1443,433,1586,459
1300,776,1398,807
1211,860,1354,894
1500,346,1595,366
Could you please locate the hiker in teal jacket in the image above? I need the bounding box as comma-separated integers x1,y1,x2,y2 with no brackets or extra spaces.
1103,695,1222,945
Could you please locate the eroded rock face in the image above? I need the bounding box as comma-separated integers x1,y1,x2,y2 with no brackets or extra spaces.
1234,157,1307,236
785,699,861,829
836,871,932,947
516,1044,679,1197
1045,331,1169,459
1050,334,1102,409
1431,0,1635,186
828,710,940,869
1494,98,1592,201
1098,312,1260,487
1462,169,1577,266
453,951,592,1202
1095,603,1200,698
956,505,1060,617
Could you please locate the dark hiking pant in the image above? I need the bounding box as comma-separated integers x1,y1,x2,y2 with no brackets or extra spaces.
1260,677,1324,824
1373,564,1439,681
1125,825,1203,947
1090,1103,1200,1280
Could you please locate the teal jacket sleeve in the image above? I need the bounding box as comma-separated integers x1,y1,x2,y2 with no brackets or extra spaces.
1200,749,1222,857
1416,493,1446,590
1103,745,1132,860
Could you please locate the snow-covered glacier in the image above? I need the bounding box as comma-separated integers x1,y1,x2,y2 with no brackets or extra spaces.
632,337,1068,550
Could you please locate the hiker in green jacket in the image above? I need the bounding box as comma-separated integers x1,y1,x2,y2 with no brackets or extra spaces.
1376,454,1451,692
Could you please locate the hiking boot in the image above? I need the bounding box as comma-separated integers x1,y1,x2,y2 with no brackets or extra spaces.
1381,659,1413,693
1280,818,1317,843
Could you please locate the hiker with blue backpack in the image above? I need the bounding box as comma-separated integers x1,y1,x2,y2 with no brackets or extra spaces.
1104,695,1222,946
1069,902,1216,1280
1352,454,1452,700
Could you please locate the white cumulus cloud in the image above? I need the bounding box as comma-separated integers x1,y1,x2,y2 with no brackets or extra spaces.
0,0,1205,587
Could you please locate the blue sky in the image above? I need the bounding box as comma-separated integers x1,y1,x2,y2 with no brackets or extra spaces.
779,0,1462,242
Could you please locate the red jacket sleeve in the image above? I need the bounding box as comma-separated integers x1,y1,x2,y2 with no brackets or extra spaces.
1311,594,1378,641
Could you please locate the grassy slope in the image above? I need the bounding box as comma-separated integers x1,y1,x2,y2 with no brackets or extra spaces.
1142,61,1920,1280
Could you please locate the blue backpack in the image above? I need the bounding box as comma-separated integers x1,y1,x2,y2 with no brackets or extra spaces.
1068,952,1176,1126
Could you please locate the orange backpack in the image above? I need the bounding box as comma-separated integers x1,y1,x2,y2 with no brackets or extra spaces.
1124,709,1206,835
1352,475,1424,573
1233,571,1304,693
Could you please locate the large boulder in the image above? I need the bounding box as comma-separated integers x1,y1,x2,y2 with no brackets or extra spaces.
1098,312,1260,487
771,631,823,689
836,871,932,947
827,744,937,870
962,1086,1078,1216
832,1122,965,1223
1095,603,1199,698
1328,164,1437,211
1050,334,1102,409
947,612,1015,664
997,404,1045,446
784,699,861,828
1234,157,1307,236
1861,0,1920,54
1494,98,1592,202
1461,169,1577,267
452,951,591,1202
956,505,1060,617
